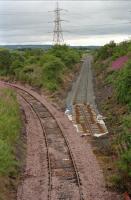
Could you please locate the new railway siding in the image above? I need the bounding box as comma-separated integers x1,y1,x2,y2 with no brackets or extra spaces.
66,56,108,137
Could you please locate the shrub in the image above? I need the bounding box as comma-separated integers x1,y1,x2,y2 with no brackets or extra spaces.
39,54,56,66
0,89,21,176
0,45,81,92
118,150,131,179
0,49,12,74
42,57,65,91
95,41,116,60
0,139,17,175
114,61,131,109
122,115,131,129
48,45,80,67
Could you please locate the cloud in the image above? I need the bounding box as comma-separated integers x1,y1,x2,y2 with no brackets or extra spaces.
0,0,131,45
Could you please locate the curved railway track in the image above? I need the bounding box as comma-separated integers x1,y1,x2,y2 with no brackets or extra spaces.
4,82,84,200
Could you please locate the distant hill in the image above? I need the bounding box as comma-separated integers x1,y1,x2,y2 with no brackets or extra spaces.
72,45,101,50
0,44,101,50
0,45,52,50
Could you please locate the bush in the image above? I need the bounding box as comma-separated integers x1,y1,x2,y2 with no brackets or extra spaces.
0,89,21,176
39,54,56,66
114,61,131,109
48,45,80,67
118,150,131,179
62,50,80,67
110,150,131,192
0,45,81,92
95,41,116,60
0,139,17,175
42,57,65,91
122,115,131,129
0,49,12,74
95,40,131,61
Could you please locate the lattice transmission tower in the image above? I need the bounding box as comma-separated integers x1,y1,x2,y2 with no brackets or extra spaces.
49,2,67,45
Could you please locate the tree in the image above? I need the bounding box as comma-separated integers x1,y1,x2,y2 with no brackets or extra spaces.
0,49,12,74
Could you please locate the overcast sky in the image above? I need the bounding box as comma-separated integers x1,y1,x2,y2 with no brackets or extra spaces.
0,0,131,46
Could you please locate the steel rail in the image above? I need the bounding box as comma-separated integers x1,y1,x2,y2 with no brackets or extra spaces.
18,92,52,200
3,81,84,200
76,104,94,136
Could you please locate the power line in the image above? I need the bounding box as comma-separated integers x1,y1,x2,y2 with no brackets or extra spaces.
49,1,67,45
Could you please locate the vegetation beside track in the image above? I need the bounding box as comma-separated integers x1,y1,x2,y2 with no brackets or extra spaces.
0,88,22,200
0,45,82,198
93,40,131,194
0,45,81,92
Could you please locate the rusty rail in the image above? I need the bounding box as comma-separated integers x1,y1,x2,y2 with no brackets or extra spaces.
3,81,84,200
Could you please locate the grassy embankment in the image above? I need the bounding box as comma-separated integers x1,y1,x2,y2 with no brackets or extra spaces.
0,88,22,200
93,40,131,194
0,45,81,92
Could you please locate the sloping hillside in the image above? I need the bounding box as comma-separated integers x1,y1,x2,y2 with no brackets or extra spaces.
93,40,131,195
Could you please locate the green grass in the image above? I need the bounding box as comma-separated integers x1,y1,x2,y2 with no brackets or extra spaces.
0,88,21,176
114,62,131,110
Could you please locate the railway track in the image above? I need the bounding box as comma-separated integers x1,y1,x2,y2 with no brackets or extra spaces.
72,58,89,105
73,104,107,136
4,82,84,200
69,58,108,137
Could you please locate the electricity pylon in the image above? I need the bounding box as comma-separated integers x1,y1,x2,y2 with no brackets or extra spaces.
49,2,67,45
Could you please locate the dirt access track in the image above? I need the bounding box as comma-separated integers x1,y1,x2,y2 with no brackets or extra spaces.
0,70,120,200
